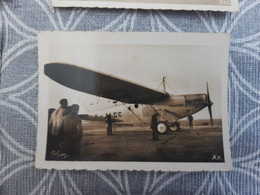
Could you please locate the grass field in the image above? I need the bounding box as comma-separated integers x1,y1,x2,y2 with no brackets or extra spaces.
79,119,224,162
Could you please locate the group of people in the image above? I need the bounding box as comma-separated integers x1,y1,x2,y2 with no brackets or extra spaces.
104,112,160,140
46,99,83,160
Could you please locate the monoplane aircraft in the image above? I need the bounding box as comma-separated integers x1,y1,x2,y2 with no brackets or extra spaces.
44,63,213,134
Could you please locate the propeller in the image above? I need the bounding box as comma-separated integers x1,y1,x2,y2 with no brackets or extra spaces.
206,82,214,126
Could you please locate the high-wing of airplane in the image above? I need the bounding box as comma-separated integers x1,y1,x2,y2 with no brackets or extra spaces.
44,63,213,134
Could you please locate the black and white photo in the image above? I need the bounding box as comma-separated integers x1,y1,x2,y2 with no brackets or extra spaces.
36,32,232,171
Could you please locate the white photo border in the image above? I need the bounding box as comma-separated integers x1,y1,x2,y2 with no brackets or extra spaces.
51,0,239,12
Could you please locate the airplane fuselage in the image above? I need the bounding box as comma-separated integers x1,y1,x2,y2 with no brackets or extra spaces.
87,93,209,131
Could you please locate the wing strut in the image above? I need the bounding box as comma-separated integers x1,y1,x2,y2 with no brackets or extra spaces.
121,102,146,124
149,104,158,113
149,104,164,119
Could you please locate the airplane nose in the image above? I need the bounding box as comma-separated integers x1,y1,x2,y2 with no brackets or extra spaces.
205,98,213,106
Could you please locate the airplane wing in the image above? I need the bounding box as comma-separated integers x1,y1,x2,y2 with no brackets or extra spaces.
44,63,169,104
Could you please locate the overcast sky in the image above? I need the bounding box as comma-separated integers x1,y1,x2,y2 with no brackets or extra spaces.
41,32,228,120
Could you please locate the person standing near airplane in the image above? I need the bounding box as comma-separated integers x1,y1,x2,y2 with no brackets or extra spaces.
105,113,113,136
58,104,83,160
48,99,69,152
151,112,160,141
187,115,193,129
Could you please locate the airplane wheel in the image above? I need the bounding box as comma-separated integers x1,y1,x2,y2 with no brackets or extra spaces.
169,122,181,132
157,121,169,134
169,125,178,132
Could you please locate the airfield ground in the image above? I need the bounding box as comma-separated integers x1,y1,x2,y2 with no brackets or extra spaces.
79,122,225,162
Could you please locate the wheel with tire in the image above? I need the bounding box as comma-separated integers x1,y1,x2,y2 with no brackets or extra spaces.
169,121,181,132
169,125,178,132
157,121,169,134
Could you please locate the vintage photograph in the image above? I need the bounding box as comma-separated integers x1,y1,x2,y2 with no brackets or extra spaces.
51,0,239,11
36,32,232,171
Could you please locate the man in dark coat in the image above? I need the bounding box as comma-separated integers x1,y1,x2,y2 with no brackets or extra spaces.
105,113,113,136
187,115,193,129
151,112,160,141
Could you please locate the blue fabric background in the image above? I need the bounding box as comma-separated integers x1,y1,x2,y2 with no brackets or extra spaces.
0,0,259,194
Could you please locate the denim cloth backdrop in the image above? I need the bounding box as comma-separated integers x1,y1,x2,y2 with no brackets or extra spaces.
0,0,260,194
